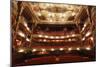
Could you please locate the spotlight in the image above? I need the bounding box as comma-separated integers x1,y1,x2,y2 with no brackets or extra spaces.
45,35,49,38
16,39,19,42
50,19,53,22
55,36,59,39
84,23,87,27
41,48,46,52
37,12,41,16
32,49,37,52
76,47,80,50
24,22,28,27
86,32,91,37
82,27,85,31
50,36,54,39
72,12,76,16
72,34,76,37
48,13,52,17
68,48,72,51
26,38,30,42
18,31,25,38
60,36,65,39
26,27,30,31
18,49,24,53
68,39,71,41
90,37,94,41
86,47,91,50
59,48,64,51
43,39,47,42
51,48,55,51
66,35,70,38
82,37,85,41
38,35,42,37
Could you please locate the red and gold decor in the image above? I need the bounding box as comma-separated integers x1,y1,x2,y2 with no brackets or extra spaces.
11,0,96,66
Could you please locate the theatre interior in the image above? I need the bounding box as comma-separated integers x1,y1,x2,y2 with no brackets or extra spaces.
11,1,96,66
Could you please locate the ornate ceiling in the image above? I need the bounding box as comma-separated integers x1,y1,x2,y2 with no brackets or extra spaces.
29,3,83,24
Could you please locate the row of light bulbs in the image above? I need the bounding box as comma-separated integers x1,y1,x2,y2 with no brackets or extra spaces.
37,39,76,42
18,47,91,53
38,34,77,39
